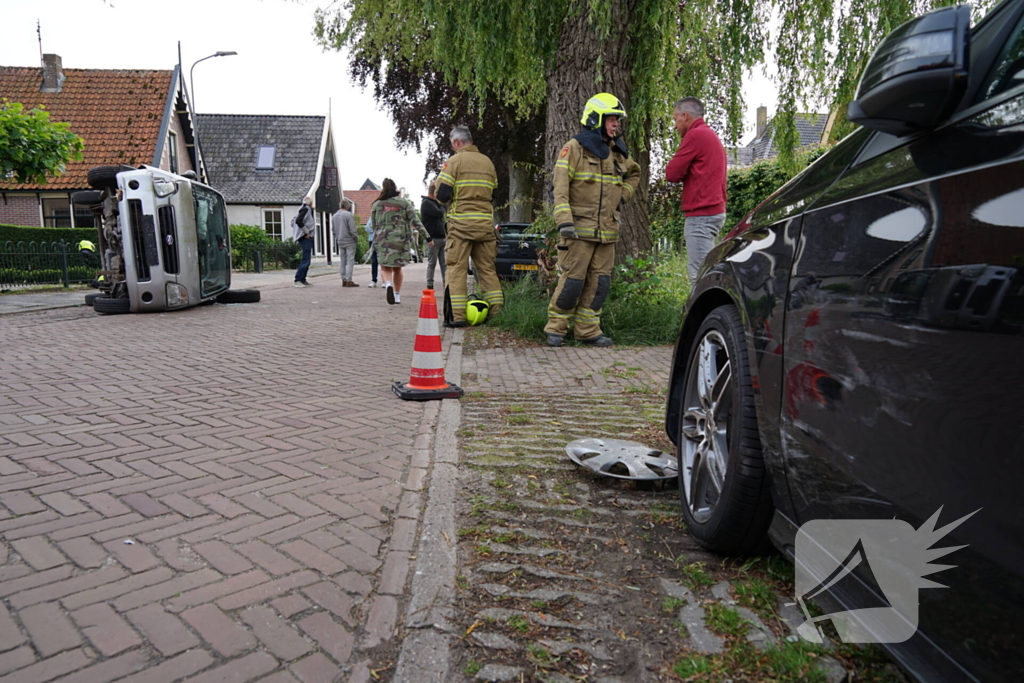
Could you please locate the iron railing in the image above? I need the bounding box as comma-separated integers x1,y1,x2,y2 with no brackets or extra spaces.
231,243,301,273
0,241,96,289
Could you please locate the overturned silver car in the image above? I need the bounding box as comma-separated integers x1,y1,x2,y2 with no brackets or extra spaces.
73,165,259,313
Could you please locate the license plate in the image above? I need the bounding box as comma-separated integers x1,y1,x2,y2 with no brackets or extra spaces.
513,264,538,271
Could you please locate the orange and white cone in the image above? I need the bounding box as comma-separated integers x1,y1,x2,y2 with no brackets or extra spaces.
392,289,464,401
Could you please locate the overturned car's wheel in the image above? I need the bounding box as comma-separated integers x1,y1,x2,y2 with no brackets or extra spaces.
216,289,261,304
93,296,131,315
677,305,773,555
84,293,100,306
72,190,104,207
87,165,133,190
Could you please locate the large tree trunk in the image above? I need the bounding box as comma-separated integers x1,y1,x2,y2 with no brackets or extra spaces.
508,159,533,223
544,0,653,262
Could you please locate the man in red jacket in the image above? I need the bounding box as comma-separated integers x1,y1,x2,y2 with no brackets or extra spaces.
665,97,727,282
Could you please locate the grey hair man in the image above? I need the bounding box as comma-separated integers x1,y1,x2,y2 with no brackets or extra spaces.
665,97,728,282
449,125,473,146
333,198,360,286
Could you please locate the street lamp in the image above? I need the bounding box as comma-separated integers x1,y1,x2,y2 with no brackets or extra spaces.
188,51,237,184
189,51,237,116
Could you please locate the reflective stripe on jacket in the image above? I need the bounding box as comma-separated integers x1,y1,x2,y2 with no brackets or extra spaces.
553,137,640,243
437,144,497,239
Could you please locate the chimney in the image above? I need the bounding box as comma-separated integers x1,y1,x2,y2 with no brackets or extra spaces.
41,54,64,93
756,106,767,139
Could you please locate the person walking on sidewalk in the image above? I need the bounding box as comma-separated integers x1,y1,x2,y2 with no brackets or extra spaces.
421,179,447,290
544,93,641,348
371,178,432,305
665,97,727,283
365,215,379,287
333,198,360,287
437,125,502,327
292,196,316,287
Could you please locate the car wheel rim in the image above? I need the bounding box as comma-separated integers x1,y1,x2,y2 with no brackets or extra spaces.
680,330,732,523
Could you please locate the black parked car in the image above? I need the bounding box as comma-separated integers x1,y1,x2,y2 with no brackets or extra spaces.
495,222,541,278
665,2,1023,681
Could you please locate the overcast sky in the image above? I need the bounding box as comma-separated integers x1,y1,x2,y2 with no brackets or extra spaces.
1,0,777,198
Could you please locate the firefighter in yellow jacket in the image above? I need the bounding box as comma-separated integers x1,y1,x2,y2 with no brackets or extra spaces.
437,125,502,327
545,93,641,347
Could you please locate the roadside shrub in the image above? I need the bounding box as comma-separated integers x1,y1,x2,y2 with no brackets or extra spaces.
492,254,689,346
726,146,828,228
0,225,95,244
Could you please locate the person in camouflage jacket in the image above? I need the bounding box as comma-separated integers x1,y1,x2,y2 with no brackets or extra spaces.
371,178,432,305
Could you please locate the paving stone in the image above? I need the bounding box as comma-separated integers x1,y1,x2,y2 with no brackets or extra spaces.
238,605,313,661
476,664,526,682
181,603,256,657
471,631,521,650
119,493,172,518
290,653,342,683
18,602,82,656
296,612,354,664
11,537,68,571
71,603,143,656
126,603,200,656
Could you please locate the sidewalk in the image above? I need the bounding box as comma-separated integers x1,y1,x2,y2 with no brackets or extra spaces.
0,257,347,316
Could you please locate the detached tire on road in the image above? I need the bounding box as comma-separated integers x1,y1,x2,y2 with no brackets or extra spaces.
93,296,131,315
87,165,133,190
675,304,774,555
216,289,261,304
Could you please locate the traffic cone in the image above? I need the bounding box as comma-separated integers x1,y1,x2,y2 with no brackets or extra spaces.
392,289,464,401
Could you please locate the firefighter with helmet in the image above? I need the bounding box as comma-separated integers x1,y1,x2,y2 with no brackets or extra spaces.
544,93,641,347
437,125,502,327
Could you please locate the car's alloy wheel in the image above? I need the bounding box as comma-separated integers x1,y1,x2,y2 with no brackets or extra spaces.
681,328,732,523
677,305,773,554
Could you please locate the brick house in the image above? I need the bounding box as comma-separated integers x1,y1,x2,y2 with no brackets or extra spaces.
345,178,381,225
196,113,341,256
0,54,200,228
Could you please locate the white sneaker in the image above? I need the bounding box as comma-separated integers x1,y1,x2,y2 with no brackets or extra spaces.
394,292,401,304
368,282,377,288
293,282,304,288
385,283,396,305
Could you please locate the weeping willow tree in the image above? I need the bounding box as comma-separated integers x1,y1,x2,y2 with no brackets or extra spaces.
315,0,996,256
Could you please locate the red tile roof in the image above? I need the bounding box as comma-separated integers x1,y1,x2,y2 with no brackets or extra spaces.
0,66,174,190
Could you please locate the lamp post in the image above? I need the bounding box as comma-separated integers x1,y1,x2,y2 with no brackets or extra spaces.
189,51,237,183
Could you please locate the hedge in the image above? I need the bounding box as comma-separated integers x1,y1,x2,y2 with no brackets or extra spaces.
0,225,97,245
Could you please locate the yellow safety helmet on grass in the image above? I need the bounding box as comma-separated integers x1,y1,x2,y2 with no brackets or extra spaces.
466,298,490,326
581,93,627,129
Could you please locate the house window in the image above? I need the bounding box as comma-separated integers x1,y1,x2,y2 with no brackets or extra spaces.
257,146,276,170
168,131,179,173
263,208,283,240
41,196,73,228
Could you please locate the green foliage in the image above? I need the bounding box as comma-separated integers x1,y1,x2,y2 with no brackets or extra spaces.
0,266,93,286
0,225,95,245
0,101,85,185
725,146,828,228
490,254,687,345
229,224,272,249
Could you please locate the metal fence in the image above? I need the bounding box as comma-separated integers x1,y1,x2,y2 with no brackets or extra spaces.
0,241,95,289
231,243,301,273
1,241,305,289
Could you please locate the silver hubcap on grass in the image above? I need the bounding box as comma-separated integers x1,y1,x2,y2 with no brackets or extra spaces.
680,330,732,522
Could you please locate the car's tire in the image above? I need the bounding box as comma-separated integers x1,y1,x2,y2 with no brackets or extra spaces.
87,165,133,190
84,293,100,306
676,304,774,555
216,289,261,304
72,190,104,207
92,295,131,315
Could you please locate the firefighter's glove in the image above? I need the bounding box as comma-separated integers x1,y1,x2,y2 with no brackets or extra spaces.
559,223,578,239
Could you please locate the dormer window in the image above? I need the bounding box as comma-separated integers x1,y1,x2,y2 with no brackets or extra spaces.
256,146,276,170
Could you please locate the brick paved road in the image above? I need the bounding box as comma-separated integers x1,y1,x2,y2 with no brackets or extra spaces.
0,269,439,683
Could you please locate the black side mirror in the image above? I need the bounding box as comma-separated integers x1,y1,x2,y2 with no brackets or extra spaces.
848,4,971,136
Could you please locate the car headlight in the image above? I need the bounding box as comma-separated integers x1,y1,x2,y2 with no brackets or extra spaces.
153,178,178,198
166,283,189,307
